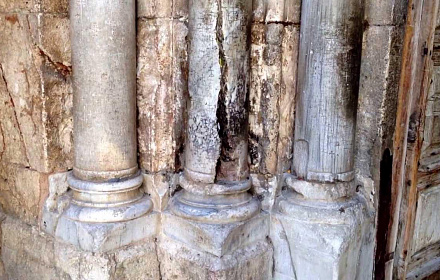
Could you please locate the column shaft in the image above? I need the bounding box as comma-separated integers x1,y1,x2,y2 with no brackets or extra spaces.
185,0,251,184
71,0,137,181
64,0,151,223
164,2,270,267
290,0,363,199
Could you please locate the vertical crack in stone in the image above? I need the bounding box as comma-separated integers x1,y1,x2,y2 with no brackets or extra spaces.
154,238,163,280
215,0,228,182
0,123,5,161
0,63,30,166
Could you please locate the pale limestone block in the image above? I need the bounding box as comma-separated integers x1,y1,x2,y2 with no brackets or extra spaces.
40,15,71,67
251,173,280,211
266,0,285,22
2,216,161,280
113,242,161,280
249,23,284,175
0,14,72,172
274,191,369,279
163,211,269,257
284,0,301,24
137,0,188,19
0,14,47,171
41,0,69,14
39,15,73,172
2,217,71,280
0,63,29,166
55,211,159,252
137,19,188,173
159,236,273,280
143,172,174,211
44,171,69,211
0,0,39,13
276,25,298,173
253,0,267,22
0,164,46,225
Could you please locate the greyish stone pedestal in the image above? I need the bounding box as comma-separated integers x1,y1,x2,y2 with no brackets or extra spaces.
160,177,273,279
273,188,368,280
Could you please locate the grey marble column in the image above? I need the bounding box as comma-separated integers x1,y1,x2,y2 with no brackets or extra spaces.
65,0,151,223
273,0,370,279
42,0,157,252
289,0,363,200
172,0,259,226
161,0,272,278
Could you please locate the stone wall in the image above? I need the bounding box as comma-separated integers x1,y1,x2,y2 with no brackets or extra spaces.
0,0,434,279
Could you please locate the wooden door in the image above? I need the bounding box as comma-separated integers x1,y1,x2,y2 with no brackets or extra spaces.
389,1,440,279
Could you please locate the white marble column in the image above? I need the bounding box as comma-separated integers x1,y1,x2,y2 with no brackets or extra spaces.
160,0,272,278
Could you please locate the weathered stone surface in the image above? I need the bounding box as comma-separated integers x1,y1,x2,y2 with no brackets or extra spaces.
137,19,187,173
143,172,177,212
266,0,285,22
284,0,301,24
163,210,269,257
159,236,273,280
364,0,407,26
137,0,188,19
274,191,369,280
0,0,39,13
355,26,402,207
277,25,298,173
251,173,280,211
0,164,47,225
0,14,46,171
249,23,297,175
0,13,73,173
2,216,161,280
41,0,69,14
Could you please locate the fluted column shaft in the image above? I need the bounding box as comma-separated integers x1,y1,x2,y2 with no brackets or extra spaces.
289,0,363,200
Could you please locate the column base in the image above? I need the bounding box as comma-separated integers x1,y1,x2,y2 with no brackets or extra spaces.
273,188,369,280
158,235,273,280
161,184,272,278
54,202,159,252
41,173,158,252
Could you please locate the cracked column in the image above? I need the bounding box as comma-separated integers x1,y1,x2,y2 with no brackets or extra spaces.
42,0,157,252
160,0,273,278
274,0,370,278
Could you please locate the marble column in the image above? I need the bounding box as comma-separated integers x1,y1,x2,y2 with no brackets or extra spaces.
274,0,370,278
43,0,157,252
160,0,272,278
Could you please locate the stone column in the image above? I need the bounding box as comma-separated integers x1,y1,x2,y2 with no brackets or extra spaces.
274,0,370,278
44,0,157,252
160,0,272,278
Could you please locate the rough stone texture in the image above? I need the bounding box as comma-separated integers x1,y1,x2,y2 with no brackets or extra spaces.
2,216,161,280
274,192,369,280
137,19,188,173
249,23,299,175
0,12,73,174
355,25,404,208
137,0,188,19
0,164,48,225
159,236,273,280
